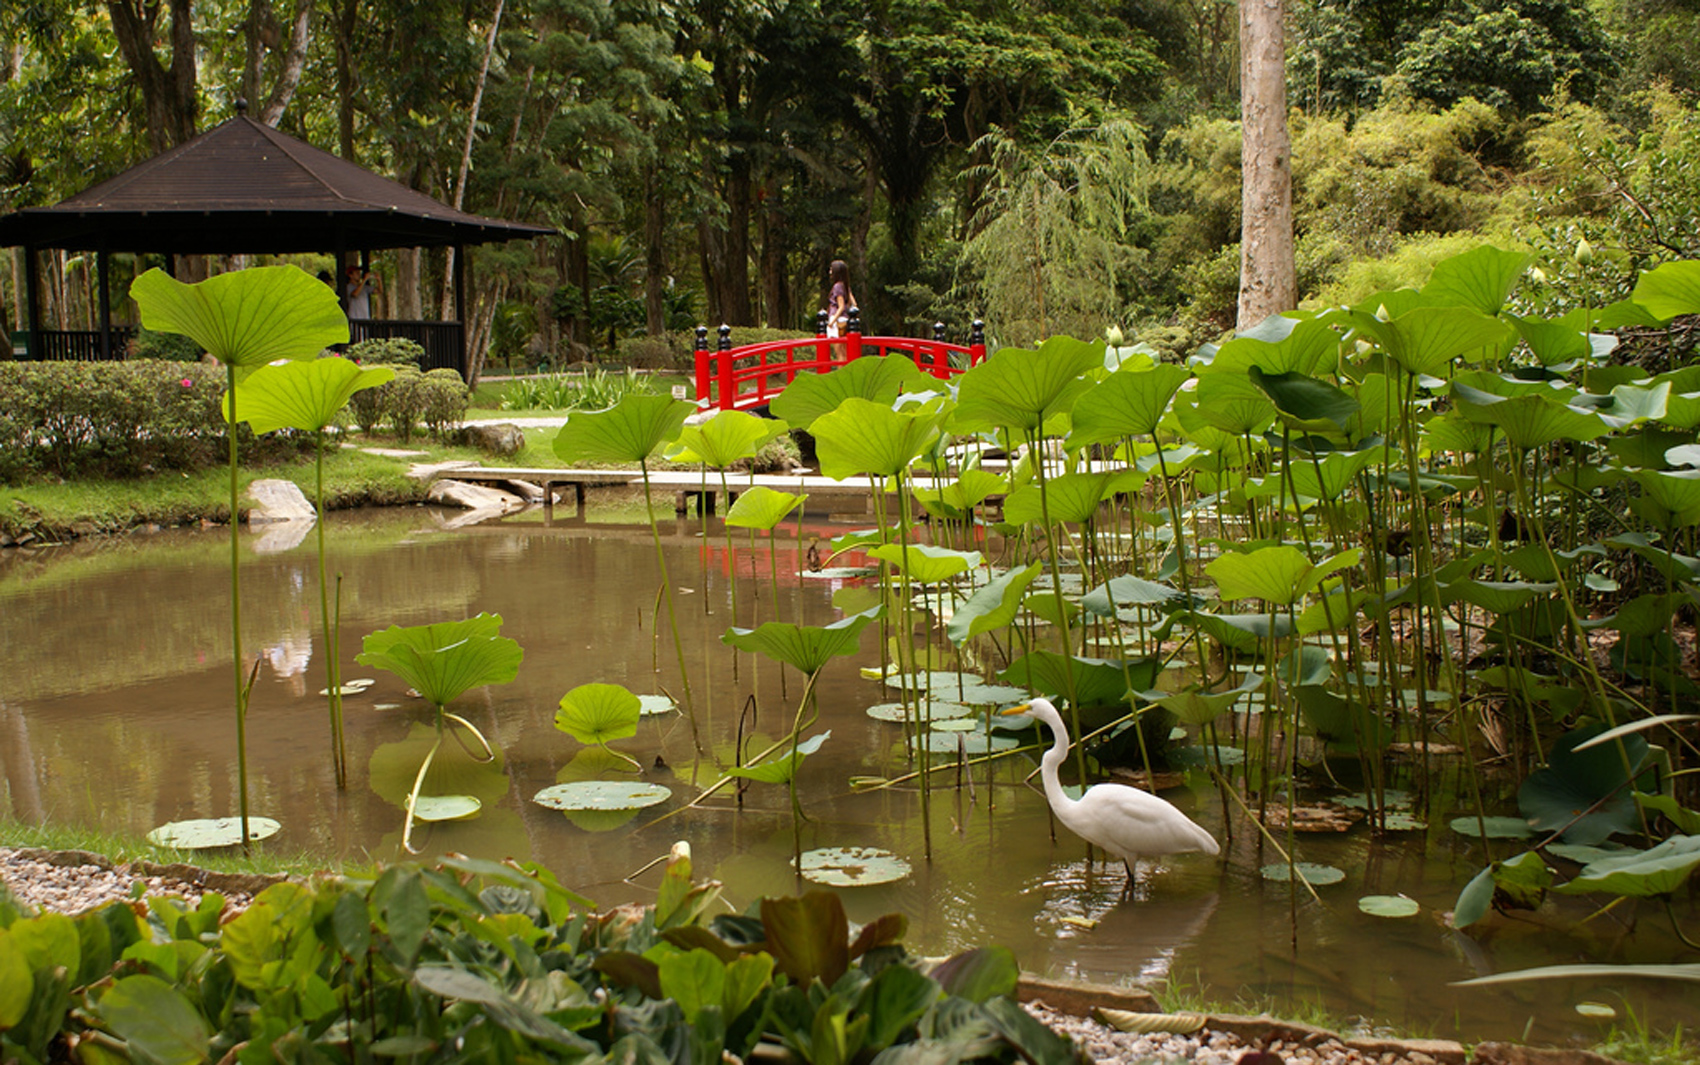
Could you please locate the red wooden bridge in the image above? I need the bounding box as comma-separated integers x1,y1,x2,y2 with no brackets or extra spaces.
694,312,986,412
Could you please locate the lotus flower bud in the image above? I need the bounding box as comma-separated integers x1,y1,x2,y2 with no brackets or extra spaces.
1375,304,1390,322
1105,325,1125,346
1575,238,1595,266
1528,266,1548,285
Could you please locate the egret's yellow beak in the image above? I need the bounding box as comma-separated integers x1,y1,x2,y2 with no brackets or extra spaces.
1000,703,1033,717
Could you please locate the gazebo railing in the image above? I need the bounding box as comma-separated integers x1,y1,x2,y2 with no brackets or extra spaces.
351,319,466,377
15,328,137,362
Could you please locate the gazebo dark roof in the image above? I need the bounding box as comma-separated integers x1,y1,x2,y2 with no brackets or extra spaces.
0,114,554,254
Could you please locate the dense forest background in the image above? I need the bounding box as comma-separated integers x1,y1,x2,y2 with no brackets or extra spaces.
3,0,1699,369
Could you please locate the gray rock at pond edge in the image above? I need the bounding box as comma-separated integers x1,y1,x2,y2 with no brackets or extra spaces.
503,479,548,503
246,479,317,524
427,479,528,512
459,421,527,456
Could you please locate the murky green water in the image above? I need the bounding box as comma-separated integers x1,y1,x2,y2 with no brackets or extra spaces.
2,499,1694,1047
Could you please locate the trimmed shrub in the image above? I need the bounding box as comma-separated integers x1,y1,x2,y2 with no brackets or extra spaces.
347,336,425,367
421,368,471,440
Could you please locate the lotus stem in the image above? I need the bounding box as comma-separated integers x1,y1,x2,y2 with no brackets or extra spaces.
227,362,252,853
442,711,496,762
401,715,446,854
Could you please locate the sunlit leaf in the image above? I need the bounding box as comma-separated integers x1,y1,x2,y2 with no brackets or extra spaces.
728,732,830,784
812,397,947,479
1205,545,1360,606
952,335,1102,432
555,683,643,745
724,486,807,530
722,607,881,673
1422,245,1531,315
1358,895,1420,918
356,614,523,709
146,817,281,849
1349,305,1511,378
532,781,672,811
230,357,394,433
131,265,348,368
945,562,1041,645
97,974,210,1065
1554,835,1700,898
795,846,912,887
666,410,790,468
1067,363,1192,445
770,356,932,430
552,394,695,464
1631,260,1700,321
867,543,981,583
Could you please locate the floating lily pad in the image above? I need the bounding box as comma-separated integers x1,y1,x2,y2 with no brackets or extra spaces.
1358,894,1420,918
1261,862,1346,885
1450,815,1535,840
1334,790,1413,810
532,781,672,812
930,718,981,732
147,817,281,849
1169,745,1245,767
1380,812,1428,831
802,566,876,580
914,732,1018,755
1575,1002,1617,1020
411,795,482,823
865,700,974,722
885,670,979,692
954,681,1031,706
637,694,678,716
319,683,370,696
796,846,912,887
373,702,401,711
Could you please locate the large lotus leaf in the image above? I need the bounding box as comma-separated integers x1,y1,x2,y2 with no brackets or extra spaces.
1633,468,1700,528
1596,382,1670,430
1249,367,1359,432
1421,411,1494,454
769,356,931,430
1194,372,1275,435
556,683,643,745
131,265,349,368
1284,446,1387,501
1349,306,1510,378
1183,611,1295,651
945,562,1041,645
1142,671,1262,726
998,651,1158,709
355,613,523,708
230,357,395,433
724,486,807,531
1452,383,1608,450
1518,725,1650,844
1004,471,1117,526
868,543,980,583
1206,545,1360,607
1555,835,1700,898
1421,245,1531,315
533,781,672,811
1631,260,1700,321
97,973,211,1065
722,606,881,673
728,731,830,784
941,468,1008,510
1205,315,1339,377
1295,587,1364,634
1510,315,1591,366
1067,363,1193,445
552,394,694,465
1440,579,1558,615
952,335,1103,432
812,396,946,479
666,410,790,468
761,892,850,987
1296,687,1390,752
1081,575,1190,616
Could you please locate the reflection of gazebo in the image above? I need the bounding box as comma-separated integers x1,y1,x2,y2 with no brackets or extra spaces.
0,108,553,376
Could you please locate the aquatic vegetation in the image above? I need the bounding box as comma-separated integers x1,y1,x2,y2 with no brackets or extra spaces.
131,265,349,849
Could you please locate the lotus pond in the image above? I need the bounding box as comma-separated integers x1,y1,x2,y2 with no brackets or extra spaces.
0,501,1694,1048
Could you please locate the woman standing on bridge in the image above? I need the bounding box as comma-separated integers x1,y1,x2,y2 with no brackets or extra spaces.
826,260,857,338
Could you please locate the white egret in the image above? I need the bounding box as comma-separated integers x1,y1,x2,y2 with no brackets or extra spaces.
1003,697,1219,888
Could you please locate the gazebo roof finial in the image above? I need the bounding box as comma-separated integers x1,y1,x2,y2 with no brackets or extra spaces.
234,98,248,116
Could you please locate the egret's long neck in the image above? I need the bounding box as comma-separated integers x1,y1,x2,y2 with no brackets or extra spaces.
1039,720,1077,814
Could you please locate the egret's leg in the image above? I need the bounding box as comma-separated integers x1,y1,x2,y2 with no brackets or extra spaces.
1121,856,1138,898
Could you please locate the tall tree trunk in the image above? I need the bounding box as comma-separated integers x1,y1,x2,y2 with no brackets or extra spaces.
759,171,786,329
107,0,198,152
644,163,667,336
721,155,754,325
440,0,504,316
1237,0,1295,329
254,0,313,125
697,215,727,326
395,248,422,319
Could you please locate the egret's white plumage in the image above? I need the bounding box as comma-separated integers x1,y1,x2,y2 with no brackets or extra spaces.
1004,697,1219,885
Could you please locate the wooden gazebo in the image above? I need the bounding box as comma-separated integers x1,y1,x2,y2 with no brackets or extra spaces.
0,107,553,376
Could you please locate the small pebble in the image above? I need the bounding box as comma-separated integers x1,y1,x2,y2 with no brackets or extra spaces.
0,847,256,917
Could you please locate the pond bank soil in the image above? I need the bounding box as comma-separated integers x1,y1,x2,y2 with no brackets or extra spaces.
0,847,1634,1065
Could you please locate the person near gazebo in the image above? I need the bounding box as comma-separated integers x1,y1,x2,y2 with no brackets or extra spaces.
345,265,381,320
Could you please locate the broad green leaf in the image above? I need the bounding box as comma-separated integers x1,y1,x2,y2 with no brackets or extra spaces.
4,913,78,972
0,935,30,1029
999,652,1158,708
356,614,523,709
1440,579,1558,615
555,683,643,745
1453,865,1496,928
1193,372,1275,435
761,892,849,986
1358,895,1420,918
728,732,830,784
1259,862,1345,885
532,781,673,811
1423,411,1494,454
658,949,724,1024
1067,364,1192,445
1003,471,1125,526
723,953,775,1020
769,356,932,430
229,357,394,433
945,563,1041,645
1519,725,1650,845
725,486,807,530
1450,816,1536,840
1509,315,1590,366
812,397,946,480
1421,245,1531,314
860,963,940,1050
146,817,281,849
1206,315,1340,376
1081,574,1190,615
411,795,480,822
1636,793,1700,834
1598,382,1670,429
930,945,1018,1004
1205,546,1360,606
1142,672,1262,726
552,394,694,465
952,335,1102,432
1631,261,1700,321
666,410,789,468
868,543,981,583
1285,447,1387,501
1183,611,1294,650
1492,850,1553,910
1249,367,1359,431
795,845,912,886
1349,306,1511,378
97,974,210,1065
722,607,881,673
131,265,348,368
1554,835,1700,898
1452,384,1608,450
1633,468,1700,528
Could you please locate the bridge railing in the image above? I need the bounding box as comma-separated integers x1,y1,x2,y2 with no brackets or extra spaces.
694,310,986,412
